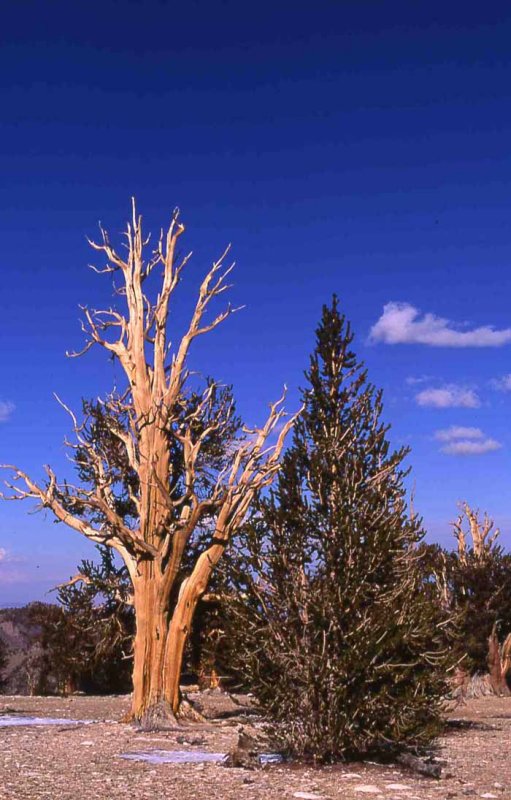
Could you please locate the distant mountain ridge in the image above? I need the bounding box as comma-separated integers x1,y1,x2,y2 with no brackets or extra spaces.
0,604,50,694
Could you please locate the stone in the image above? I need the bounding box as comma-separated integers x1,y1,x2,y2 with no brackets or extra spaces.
293,793,327,799
385,784,412,791
222,729,261,770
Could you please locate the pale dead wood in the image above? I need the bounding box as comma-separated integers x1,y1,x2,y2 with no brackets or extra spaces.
452,501,500,566
2,199,299,722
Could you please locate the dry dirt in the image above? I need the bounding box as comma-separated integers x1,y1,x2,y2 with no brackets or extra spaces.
0,693,509,800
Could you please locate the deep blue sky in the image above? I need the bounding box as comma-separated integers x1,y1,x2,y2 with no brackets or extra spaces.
2,1,511,603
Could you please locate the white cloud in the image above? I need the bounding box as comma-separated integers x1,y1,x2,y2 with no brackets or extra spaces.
0,401,15,422
415,385,480,408
441,438,502,456
491,374,511,392
0,547,7,562
405,375,433,386
369,302,511,347
434,426,485,442
433,425,502,456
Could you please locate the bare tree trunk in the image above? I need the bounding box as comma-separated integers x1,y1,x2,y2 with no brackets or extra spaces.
164,576,205,715
488,624,511,696
131,570,211,722
131,568,173,725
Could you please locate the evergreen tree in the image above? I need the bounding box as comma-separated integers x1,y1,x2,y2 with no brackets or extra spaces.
228,297,451,760
421,506,511,691
28,549,134,694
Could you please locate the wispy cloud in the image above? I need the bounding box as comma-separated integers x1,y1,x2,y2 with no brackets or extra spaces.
416,385,480,408
434,426,485,442
490,374,511,392
370,302,511,347
441,439,502,456
0,549,31,584
405,375,433,386
434,426,502,456
0,401,14,422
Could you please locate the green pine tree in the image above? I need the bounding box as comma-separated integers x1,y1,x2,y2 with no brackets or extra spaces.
228,297,451,760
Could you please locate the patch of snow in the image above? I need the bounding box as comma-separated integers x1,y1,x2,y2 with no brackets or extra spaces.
119,748,283,766
0,716,92,728
259,753,284,765
120,749,226,764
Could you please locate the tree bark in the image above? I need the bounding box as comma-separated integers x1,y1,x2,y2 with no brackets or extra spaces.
163,540,227,714
131,567,175,725
163,581,203,714
488,625,511,696
130,563,208,724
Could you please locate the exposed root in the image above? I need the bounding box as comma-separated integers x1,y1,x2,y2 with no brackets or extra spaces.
125,695,206,730
177,697,206,723
137,700,179,731
452,670,510,699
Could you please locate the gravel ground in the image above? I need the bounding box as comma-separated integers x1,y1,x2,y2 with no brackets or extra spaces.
0,693,509,800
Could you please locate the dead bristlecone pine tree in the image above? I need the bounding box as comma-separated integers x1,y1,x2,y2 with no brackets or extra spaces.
451,503,511,697
2,201,298,728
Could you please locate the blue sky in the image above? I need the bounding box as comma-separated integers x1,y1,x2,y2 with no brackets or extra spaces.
2,0,511,603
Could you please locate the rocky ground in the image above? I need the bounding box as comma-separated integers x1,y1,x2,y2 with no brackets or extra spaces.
0,692,509,800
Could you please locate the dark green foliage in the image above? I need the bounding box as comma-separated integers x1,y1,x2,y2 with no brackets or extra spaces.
29,547,134,694
50,383,242,690
421,534,511,677
227,297,451,761
68,381,241,533
452,551,511,674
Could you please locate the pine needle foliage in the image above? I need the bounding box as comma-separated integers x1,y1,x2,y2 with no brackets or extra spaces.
228,297,451,761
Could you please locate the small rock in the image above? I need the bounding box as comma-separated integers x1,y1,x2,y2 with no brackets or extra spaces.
222,729,261,769
176,734,206,746
397,753,441,779
385,785,412,791
293,793,327,800
354,788,382,795
480,795,498,799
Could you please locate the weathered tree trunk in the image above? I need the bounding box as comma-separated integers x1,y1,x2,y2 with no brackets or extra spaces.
488,625,511,696
163,543,226,714
131,568,174,725
163,585,202,714
131,560,210,723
